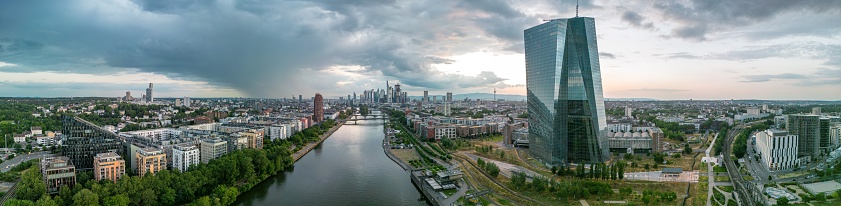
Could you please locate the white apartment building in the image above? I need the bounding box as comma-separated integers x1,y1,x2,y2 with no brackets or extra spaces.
607,123,633,133
756,129,800,171
171,144,200,172
200,138,228,164
434,126,456,140
268,124,289,140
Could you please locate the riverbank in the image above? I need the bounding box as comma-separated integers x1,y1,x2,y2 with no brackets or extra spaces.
383,133,414,171
292,121,344,162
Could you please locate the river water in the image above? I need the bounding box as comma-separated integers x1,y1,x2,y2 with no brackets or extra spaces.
234,118,428,206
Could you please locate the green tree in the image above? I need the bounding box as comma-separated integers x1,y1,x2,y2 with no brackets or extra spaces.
684,144,692,154
35,194,58,206
777,196,790,206
102,194,130,206
4,199,35,206
73,189,99,206
16,166,47,201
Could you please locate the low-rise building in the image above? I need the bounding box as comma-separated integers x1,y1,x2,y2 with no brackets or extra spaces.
136,147,166,177
41,156,76,194
93,152,126,183
172,144,200,172
756,129,799,171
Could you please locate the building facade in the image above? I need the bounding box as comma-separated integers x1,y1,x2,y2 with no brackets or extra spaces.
172,144,200,172
136,147,166,177
314,93,324,122
146,83,154,102
755,130,799,171
62,116,125,170
525,17,608,164
93,152,126,183
788,115,821,159
41,156,76,194
200,138,228,164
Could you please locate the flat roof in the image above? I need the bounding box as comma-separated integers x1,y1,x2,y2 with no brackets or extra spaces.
662,168,683,174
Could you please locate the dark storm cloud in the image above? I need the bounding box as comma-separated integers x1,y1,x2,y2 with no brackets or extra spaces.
620,11,654,30
0,0,545,97
653,0,841,40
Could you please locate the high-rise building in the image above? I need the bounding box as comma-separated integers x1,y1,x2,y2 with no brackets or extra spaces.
184,97,191,107
62,116,125,170
136,147,166,177
788,115,820,159
812,107,821,115
820,117,832,152
41,156,76,194
200,138,228,164
314,93,324,122
524,17,608,164
755,130,799,171
625,106,633,117
175,99,181,107
172,144,200,173
93,152,125,183
146,83,154,102
446,92,452,102
424,91,429,102
124,91,133,101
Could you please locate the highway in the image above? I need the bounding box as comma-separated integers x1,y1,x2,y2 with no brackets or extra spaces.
0,152,54,172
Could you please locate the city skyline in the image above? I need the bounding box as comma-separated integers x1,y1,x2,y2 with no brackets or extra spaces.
1,1,839,100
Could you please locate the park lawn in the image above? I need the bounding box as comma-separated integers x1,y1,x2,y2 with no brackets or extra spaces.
778,171,810,179
743,176,754,181
717,186,734,193
689,180,708,206
714,176,730,182
442,188,458,196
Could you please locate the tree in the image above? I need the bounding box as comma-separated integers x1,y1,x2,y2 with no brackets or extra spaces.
16,166,47,201
35,194,58,206
4,199,35,206
777,196,790,206
73,189,99,206
644,164,650,170
551,166,558,175
684,144,692,154
102,194,130,206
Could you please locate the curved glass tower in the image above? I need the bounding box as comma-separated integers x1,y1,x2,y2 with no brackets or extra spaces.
525,17,607,165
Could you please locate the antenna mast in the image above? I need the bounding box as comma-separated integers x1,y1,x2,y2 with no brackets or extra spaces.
576,0,579,17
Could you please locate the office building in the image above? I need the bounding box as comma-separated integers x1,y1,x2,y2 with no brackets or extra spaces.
172,144,200,172
145,83,154,102
136,147,166,177
524,16,608,164
62,116,125,170
41,156,76,194
446,92,452,102
184,97,191,107
812,107,821,115
93,152,126,183
755,130,799,171
314,93,324,122
424,91,429,102
625,106,633,117
200,138,228,164
788,115,821,159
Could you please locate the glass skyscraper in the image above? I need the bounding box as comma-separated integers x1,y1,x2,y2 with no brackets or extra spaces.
525,17,608,165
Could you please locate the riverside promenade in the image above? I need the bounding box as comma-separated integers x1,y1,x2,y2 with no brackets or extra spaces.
292,122,344,162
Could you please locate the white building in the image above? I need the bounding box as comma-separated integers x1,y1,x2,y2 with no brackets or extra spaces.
434,126,456,140
171,144,200,172
200,138,227,164
607,123,633,133
13,134,26,144
755,129,800,171
268,124,289,140
36,136,55,145
30,127,43,135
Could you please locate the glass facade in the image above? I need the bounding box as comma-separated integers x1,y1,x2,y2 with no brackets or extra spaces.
62,116,125,170
525,17,608,165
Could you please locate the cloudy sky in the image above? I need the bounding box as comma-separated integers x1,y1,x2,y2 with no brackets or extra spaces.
1,0,839,100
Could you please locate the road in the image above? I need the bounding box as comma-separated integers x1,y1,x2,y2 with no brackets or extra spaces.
704,132,718,206
0,152,54,172
722,126,761,206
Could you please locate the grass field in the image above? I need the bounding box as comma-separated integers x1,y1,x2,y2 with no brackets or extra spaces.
717,186,734,192
779,171,811,179
713,166,727,173
714,176,731,182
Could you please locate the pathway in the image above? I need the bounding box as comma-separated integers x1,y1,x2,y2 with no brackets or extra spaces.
705,133,718,206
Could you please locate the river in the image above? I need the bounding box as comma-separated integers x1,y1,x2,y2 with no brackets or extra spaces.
234,118,428,206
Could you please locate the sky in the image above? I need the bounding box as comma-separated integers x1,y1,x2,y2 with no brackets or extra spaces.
0,0,839,100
